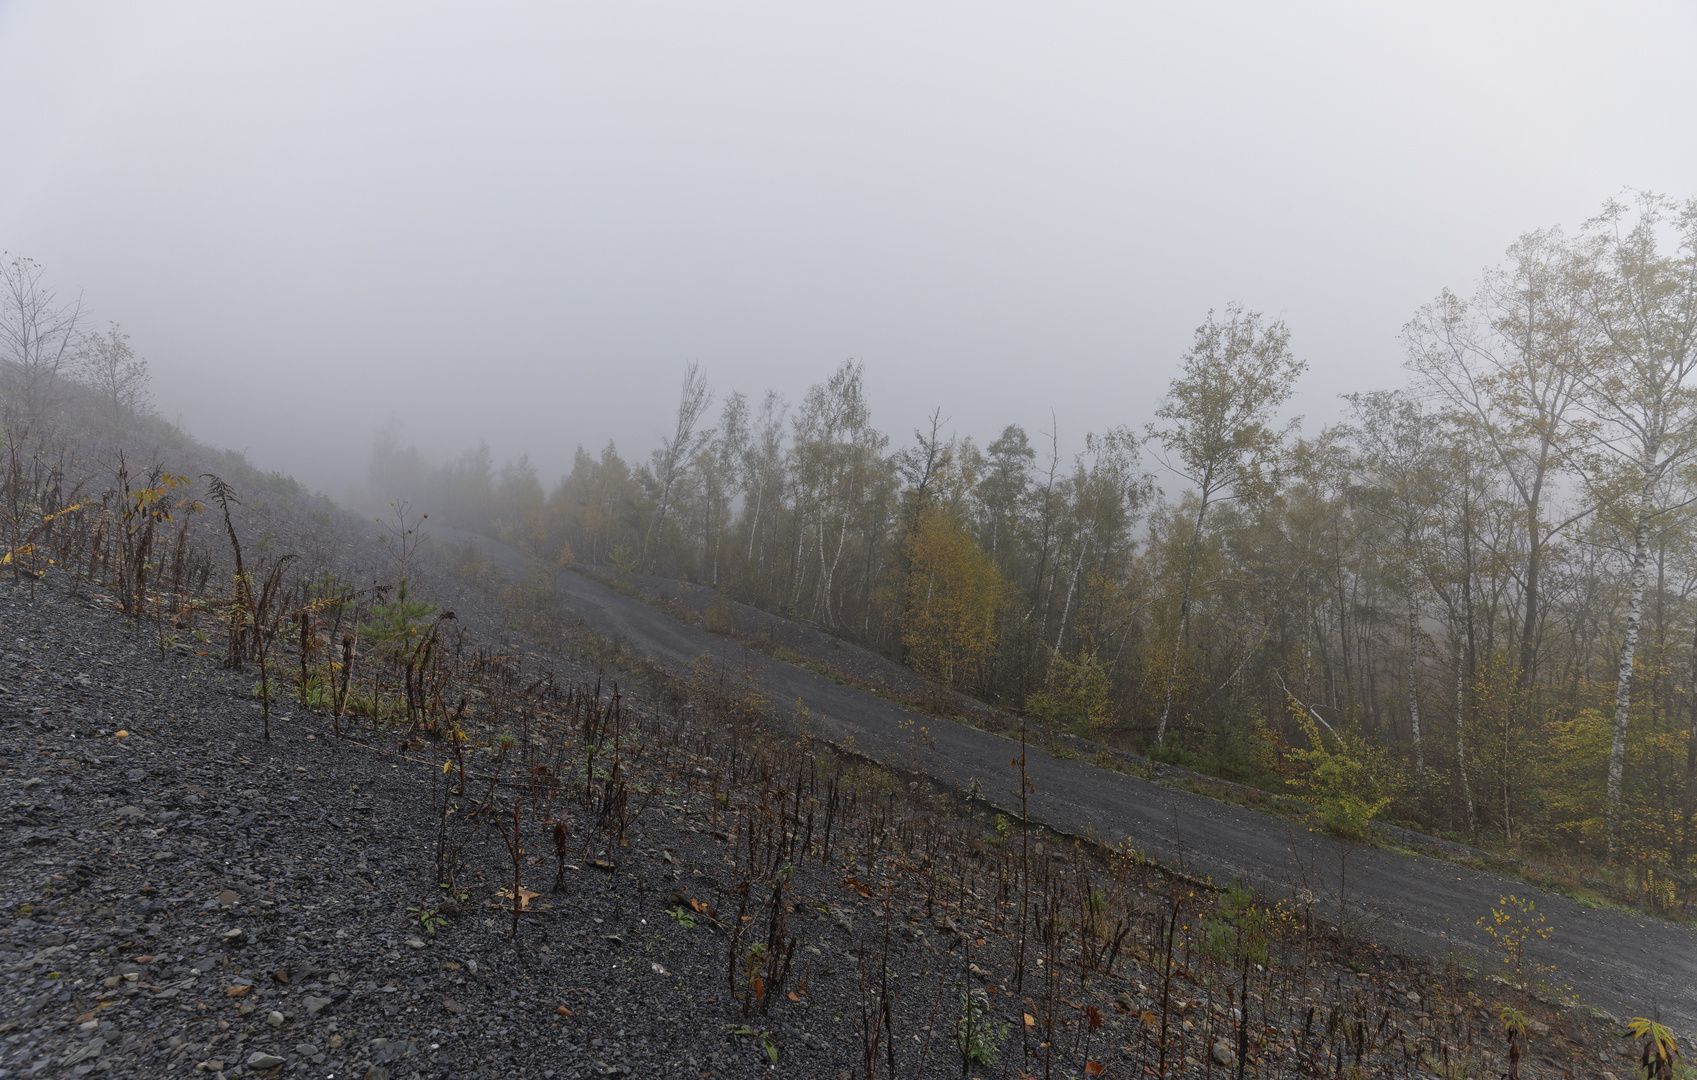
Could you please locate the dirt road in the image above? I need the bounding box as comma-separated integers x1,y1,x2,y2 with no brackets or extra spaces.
448,531,1697,1029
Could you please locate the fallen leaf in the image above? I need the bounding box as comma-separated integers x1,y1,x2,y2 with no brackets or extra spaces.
226,985,250,998
787,991,801,1002
495,887,542,911
1024,1013,1036,1028
1085,1062,1106,1077
114,730,129,739
555,1005,573,1017
271,969,290,985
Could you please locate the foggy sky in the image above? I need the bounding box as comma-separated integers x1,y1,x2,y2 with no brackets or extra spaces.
3,2,1695,499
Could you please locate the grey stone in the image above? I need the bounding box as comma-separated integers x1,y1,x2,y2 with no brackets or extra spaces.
246,1051,286,1068
370,1039,416,1064
292,1043,318,1056
1212,1040,1237,1069
265,1010,285,1027
59,1037,104,1067
303,995,333,1015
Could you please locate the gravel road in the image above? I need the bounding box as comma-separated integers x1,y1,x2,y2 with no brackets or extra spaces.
450,531,1697,1031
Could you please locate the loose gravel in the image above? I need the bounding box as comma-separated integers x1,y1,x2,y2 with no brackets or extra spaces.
0,579,821,1078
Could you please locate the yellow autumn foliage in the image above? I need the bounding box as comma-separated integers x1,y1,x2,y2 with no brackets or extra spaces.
903,508,1002,688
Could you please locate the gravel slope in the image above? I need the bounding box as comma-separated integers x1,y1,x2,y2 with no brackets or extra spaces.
0,580,856,1078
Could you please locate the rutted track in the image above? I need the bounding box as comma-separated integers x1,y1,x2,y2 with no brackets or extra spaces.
449,530,1697,1029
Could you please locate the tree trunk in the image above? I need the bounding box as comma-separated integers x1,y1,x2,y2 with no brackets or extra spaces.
1407,583,1424,773
1606,506,1653,861
649,460,677,574
1515,457,1549,689
1517,531,1541,686
1455,652,1475,833
745,483,764,563
1048,539,1089,680
1683,614,1697,869
1681,614,1697,868
1157,497,1210,746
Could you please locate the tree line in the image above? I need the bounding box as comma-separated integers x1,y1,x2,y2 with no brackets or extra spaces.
374,193,1697,880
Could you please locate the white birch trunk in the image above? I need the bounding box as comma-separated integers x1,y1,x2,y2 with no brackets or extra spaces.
1407,584,1424,773
1606,502,1653,860
1455,652,1475,833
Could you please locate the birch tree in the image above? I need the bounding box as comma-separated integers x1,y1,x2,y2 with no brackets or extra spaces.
1569,193,1697,858
648,362,713,572
738,391,789,596
1405,229,1589,688
1150,304,1305,745
978,424,1034,567
1344,390,1443,773
789,361,888,627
